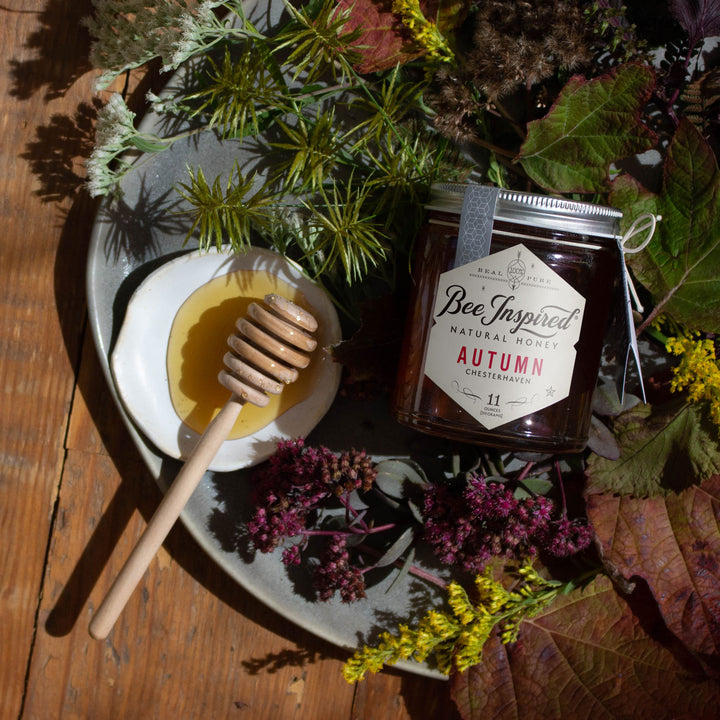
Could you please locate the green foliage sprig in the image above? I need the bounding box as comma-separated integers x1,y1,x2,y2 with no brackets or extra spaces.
86,0,462,308
343,564,584,681
175,163,275,250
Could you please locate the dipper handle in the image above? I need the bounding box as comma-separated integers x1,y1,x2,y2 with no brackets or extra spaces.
89,294,317,640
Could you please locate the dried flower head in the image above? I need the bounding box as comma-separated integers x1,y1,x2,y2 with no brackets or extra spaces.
314,535,367,603
84,0,229,90
86,93,137,196
466,0,593,99
246,439,378,554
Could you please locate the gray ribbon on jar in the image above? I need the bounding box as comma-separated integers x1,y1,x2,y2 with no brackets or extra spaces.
454,183,500,268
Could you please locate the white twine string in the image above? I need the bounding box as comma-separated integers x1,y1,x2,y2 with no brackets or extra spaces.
619,212,661,313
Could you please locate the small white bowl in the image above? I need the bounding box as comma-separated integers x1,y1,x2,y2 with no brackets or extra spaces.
110,246,342,471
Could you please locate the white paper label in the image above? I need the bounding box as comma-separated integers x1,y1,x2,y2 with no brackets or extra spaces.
424,244,586,429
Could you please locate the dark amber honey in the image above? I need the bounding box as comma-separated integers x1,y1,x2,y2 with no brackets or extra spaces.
392,185,622,453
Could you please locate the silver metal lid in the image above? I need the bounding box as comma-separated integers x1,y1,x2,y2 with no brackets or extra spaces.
426,183,622,239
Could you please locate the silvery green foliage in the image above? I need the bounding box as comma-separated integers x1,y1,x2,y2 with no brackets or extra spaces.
84,0,231,90
86,93,137,196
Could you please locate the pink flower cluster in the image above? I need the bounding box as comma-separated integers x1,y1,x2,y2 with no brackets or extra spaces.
422,473,592,573
246,441,593,603
314,535,367,603
246,438,376,601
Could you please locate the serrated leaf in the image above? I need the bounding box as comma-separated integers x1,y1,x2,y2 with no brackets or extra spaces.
518,63,656,193
587,477,720,655
450,575,720,720
586,398,720,497
613,119,720,331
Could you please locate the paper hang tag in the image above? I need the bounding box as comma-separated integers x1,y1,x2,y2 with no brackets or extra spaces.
614,212,660,404
616,248,646,404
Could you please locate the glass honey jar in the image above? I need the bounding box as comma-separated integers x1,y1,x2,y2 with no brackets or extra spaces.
392,183,622,454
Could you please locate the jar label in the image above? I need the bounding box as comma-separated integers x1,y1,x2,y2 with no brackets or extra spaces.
424,244,586,429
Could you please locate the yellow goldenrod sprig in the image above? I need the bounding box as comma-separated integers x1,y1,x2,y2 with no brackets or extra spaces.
391,0,454,64
343,563,569,682
666,332,720,429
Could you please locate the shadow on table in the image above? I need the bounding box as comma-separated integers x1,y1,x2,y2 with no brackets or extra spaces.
8,0,93,102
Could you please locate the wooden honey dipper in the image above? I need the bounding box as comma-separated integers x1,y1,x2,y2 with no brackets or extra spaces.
89,294,318,640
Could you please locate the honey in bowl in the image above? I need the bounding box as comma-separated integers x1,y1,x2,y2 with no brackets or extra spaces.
167,269,318,439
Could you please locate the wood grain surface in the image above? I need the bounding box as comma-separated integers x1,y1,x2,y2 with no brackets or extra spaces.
1,2,461,718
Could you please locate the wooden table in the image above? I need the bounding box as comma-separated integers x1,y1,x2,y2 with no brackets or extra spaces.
1,4,460,718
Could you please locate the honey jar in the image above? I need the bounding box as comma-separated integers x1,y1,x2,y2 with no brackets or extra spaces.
392,183,622,454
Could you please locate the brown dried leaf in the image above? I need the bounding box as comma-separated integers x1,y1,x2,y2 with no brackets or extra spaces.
450,575,720,720
587,479,720,656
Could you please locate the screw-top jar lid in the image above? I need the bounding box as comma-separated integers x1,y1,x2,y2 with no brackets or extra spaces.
426,183,622,239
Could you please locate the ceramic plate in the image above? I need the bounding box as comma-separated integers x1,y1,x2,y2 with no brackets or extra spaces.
110,246,342,471
86,0,451,678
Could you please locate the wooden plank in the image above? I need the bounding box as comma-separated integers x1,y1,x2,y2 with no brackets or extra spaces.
25,330,357,717
24,444,357,719
351,671,462,720
0,3,99,716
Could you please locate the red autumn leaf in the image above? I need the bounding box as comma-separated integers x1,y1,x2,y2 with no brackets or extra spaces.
337,0,468,74
587,477,720,656
336,0,421,73
450,575,720,720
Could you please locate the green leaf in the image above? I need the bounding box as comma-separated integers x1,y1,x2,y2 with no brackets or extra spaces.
588,477,720,655
613,119,720,331
450,575,720,720
273,0,363,81
385,545,415,593
373,526,416,567
585,399,720,498
592,380,641,417
130,135,171,153
175,163,274,250
585,415,621,460
513,476,553,499
518,63,656,193
374,459,429,496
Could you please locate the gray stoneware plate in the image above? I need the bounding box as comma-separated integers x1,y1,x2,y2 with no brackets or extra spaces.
86,0,454,678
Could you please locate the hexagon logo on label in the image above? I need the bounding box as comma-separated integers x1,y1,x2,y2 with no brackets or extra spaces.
424,244,586,429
